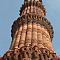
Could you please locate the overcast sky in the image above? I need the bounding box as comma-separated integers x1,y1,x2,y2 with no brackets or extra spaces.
0,0,60,56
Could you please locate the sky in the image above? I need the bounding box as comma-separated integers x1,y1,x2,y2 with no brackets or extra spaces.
0,0,60,56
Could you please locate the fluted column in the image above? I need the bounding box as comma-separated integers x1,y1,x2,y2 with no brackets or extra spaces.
32,19,37,47
19,21,27,48
37,24,44,48
42,28,54,52
25,19,32,46
10,30,18,49
14,26,22,48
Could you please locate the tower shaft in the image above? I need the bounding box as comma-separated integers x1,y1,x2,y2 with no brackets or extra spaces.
2,0,60,60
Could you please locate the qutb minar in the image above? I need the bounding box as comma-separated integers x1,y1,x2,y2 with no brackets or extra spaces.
0,0,60,60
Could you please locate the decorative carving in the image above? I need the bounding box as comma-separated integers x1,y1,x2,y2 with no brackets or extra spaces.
2,0,60,60
25,46,32,58
32,46,39,60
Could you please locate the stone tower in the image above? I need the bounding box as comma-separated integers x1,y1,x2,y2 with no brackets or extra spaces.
0,0,60,60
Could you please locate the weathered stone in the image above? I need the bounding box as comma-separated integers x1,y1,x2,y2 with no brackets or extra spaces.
1,0,60,60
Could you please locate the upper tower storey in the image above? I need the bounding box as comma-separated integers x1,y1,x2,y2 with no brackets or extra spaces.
20,0,46,16
11,0,54,50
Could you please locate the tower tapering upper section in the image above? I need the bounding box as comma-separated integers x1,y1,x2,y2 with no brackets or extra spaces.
10,0,54,50
20,0,46,16
2,0,60,60
10,0,54,52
